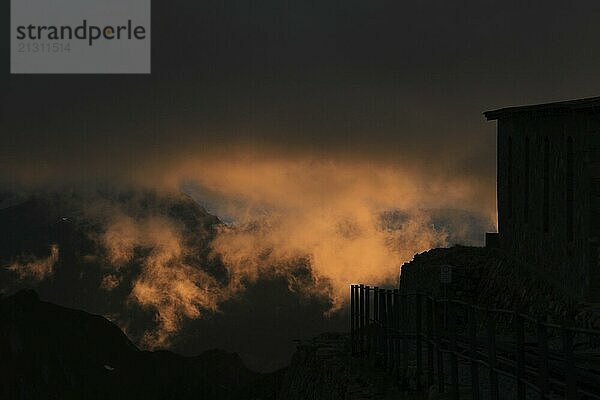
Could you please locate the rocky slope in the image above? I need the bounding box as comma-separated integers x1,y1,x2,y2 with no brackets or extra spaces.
0,289,282,400
399,246,581,324
279,333,409,400
0,188,347,371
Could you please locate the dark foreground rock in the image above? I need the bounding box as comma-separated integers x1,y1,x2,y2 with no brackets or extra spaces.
0,290,282,400
1,289,422,399
280,333,420,400
399,246,582,324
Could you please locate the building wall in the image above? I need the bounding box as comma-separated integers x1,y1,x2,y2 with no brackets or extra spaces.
586,117,600,299
497,112,595,299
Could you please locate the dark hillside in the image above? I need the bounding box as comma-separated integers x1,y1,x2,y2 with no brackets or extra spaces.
0,290,281,400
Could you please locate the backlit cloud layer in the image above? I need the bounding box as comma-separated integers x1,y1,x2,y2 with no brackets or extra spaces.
79,150,496,346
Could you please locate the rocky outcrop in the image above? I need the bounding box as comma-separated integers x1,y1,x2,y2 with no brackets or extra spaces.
278,333,407,400
399,246,580,324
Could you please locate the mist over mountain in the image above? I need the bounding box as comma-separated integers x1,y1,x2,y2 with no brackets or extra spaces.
379,208,494,247
0,187,345,371
0,186,489,371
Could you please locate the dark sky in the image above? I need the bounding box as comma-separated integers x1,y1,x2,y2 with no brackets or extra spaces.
2,1,600,184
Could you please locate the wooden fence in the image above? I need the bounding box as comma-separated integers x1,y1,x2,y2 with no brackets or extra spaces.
349,284,600,400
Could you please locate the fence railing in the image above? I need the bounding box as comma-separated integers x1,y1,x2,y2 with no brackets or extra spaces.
349,284,600,400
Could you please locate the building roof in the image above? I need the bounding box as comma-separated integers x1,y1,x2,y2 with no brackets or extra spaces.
484,96,600,120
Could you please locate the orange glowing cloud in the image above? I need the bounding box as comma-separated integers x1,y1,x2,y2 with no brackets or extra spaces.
81,149,495,347
5,244,59,281
101,214,226,347
164,152,494,308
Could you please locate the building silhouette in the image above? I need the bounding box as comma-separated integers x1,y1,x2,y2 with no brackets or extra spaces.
485,97,600,300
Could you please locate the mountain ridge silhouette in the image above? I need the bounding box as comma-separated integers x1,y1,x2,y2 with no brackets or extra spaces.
0,289,282,400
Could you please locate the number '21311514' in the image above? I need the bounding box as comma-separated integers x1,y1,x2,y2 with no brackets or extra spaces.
17,42,71,53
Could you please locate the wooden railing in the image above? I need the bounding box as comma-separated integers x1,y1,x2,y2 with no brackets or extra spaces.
349,284,600,399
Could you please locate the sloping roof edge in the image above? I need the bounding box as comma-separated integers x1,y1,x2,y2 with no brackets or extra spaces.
484,96,600,120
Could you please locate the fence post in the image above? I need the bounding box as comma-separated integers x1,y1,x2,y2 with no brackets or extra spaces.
365,286,370,357
449,300,459,400
469,306,479,400
350,285,356,354
416,292,423,390
393,289,400,374
401,293,409,388
374,287,380,361
373,287,379,324
562,327,577,400
436,299,445,393
396,290,403,383
359,285,365,355
384,289,393,369
487,310,499,400
515,313,525,400
380,289,388,366
427,295,435,389
377,289,385,362
354,285,360,354
537,318,549,398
